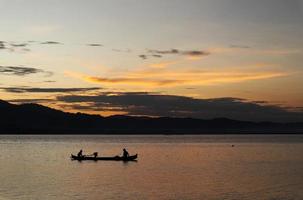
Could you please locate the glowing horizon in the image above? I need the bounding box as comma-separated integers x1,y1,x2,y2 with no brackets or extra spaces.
0,0,302,121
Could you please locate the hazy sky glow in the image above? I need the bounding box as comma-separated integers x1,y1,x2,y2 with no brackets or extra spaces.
1,0,303,121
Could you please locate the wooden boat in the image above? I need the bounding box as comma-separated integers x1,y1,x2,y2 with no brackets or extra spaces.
70,154,138,161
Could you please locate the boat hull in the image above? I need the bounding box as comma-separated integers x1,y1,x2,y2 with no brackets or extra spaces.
71,154,138,161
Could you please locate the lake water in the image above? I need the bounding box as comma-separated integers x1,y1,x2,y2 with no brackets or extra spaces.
0,135,302,200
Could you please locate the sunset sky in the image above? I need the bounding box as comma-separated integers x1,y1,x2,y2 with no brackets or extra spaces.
0,0,303,121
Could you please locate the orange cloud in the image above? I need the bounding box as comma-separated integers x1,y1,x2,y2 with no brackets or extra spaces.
149,61,176,68
66,68,288,87
84,76,184,86
186,55,205,60
193,72,286,85
209,46,302,55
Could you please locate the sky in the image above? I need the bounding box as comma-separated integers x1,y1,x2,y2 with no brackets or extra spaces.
0,0,303,122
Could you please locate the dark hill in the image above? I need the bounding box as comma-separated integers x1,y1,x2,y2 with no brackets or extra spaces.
0,100,302,134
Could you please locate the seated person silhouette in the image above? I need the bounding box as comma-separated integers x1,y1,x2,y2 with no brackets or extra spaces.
77,149,83,157
123,148,129,158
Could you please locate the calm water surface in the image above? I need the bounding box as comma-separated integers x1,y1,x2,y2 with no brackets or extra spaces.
0,135,302,200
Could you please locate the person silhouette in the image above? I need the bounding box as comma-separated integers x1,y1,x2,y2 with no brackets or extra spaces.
77,149,83,157
123,148,129,158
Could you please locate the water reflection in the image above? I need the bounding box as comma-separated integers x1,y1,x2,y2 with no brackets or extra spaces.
0,135,302,200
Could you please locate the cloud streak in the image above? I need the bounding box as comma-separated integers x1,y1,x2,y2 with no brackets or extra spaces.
147,49,210,59
87,43,103,47
139,55,147,60
84,76,184,86
1,87,101,93
10,43,28,47
8,98,55,104
40,41,62,45
149,49,180,54
0,41,6,49
0,41,33,52
0,66,53,76
67,68,287,87
138,49,210,59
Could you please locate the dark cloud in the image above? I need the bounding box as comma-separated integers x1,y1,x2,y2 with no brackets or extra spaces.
0,41,7,49
152,54,162,58
56,93,303,122
0,41,31,52
59,102,125,112
139,54,162,59
0,66,53,76
87,43,103,47
8,98,54,104
146,49,210,58
182,50,210,56
139,55,147,60
10,43,28,47
149,49,179,54
252,100,268,104
41,41,62,45
1,87,101,93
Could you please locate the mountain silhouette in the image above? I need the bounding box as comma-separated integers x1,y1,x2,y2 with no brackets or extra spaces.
0,100,302,134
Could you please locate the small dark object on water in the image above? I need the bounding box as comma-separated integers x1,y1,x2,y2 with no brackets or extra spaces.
232,144,235,147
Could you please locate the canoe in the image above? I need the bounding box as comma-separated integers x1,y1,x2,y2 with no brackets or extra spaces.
70,154,138,161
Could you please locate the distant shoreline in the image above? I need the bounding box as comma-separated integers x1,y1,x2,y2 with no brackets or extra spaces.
1,131,303,135
1,99,303,134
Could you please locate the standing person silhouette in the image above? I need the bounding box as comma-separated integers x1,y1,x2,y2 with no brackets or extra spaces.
123,148,129,158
